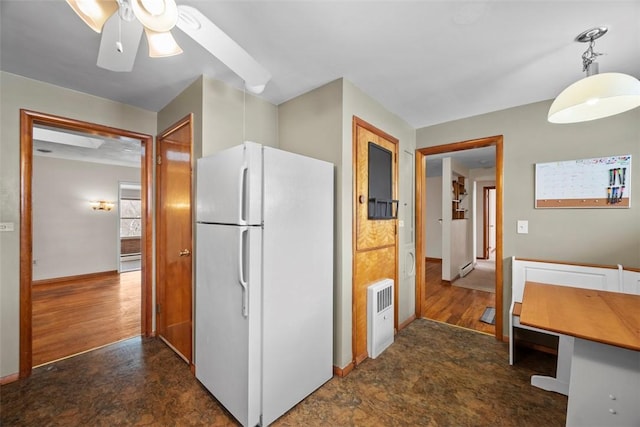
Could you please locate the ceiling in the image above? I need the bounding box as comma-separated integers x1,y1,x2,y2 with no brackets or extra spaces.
425,146,495,177
2,1,639,130
33,125,142,167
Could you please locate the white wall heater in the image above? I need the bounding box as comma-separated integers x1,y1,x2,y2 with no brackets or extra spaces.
367,278,394,359
459,261,474,278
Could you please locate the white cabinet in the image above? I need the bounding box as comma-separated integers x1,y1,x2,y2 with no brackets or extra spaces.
566,338,640,426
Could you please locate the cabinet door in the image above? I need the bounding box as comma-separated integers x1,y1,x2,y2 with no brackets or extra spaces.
566,338,640,426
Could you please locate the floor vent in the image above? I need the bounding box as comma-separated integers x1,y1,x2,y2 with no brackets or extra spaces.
460,262,474,278
367,278,394,359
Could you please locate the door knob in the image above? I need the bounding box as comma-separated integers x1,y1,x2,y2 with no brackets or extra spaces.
179,249,191,257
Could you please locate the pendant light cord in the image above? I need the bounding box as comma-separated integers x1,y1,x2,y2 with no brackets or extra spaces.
243,83,246,143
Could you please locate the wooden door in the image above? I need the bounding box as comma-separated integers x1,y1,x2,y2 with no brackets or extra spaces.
353,117,398,365
156,115,193,363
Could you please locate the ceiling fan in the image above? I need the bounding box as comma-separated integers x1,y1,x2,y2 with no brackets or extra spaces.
66,0,271,93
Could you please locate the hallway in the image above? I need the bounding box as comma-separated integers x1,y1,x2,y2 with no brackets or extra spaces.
424,259,495,335
32,271,141,367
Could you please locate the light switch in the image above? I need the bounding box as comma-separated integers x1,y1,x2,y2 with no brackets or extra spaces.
0,222,14,232
517,220,528,234
399,220,405,227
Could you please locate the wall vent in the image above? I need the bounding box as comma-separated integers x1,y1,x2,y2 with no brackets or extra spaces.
367,278,394,359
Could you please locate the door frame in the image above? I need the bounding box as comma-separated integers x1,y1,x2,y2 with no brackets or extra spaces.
482,186,496,260
19,109,154,378
415,135,503,340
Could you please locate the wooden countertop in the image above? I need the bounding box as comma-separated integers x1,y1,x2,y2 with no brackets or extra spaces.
520,282,640,351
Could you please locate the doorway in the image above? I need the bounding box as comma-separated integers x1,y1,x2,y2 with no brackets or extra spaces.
482,186,496,260
19,110,153,378
119,182,142,273
415,135,503,340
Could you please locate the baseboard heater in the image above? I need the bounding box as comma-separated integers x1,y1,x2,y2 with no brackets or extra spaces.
459,262,474,278
367,278,394,359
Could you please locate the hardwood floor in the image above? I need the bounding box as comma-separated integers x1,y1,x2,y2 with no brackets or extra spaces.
32,271,141,367
424,259,495,335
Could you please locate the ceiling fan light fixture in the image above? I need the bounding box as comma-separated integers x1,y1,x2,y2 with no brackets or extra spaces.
132,0,178,32
144,28,183,57
548,26,640,123
245,83,266,94
66,0,118,33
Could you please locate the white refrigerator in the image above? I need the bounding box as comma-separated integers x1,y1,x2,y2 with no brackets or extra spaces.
195,141,333,427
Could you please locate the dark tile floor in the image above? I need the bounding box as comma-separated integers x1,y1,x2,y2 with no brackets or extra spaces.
1,319,566,426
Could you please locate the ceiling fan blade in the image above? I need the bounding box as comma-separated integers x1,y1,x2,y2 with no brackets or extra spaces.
176,5,271,93
97,11,143,72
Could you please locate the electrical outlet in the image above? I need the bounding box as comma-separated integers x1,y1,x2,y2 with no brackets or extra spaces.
0,222,14,232
517,220,528,234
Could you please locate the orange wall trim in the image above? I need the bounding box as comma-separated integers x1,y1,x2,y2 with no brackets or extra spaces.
398,314,416,331
425,257,442,264
333,362,355,378
32,270,118,286
0,373,19,385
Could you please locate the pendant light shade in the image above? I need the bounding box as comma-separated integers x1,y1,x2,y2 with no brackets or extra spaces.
548,26,640,124
548,72,640,123
144,28,183,57
132,0,178,32
66,0,118,33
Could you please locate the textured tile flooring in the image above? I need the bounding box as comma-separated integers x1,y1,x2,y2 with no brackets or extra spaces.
1,319,566,426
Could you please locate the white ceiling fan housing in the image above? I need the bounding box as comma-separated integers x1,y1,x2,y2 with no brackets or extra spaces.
70,0,271,92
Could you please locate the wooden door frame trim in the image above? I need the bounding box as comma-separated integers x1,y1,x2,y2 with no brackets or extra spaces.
19,109,154,378
415,135,504,340
351,116,400,365
482,186,496,260
155,113,194,367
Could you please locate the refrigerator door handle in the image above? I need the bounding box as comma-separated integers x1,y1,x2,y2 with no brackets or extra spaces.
238,226,249,317
238,164,248,226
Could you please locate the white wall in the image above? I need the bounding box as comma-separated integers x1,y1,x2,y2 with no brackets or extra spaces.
202,77,278,155
342,79,416,368
425,176,442,259
279,78,417,370
451,220,469,278
416,99,640,336
158,75,279,162
32,156,140,280
441,157,472,281
0,72,157,378
278,79,344,367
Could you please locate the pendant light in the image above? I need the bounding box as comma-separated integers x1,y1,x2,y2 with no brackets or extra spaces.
548,27,640,124
66,0,118,33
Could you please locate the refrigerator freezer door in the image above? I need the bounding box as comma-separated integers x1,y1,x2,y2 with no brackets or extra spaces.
195,223,262,427
196,142,262,226
261,148,334,425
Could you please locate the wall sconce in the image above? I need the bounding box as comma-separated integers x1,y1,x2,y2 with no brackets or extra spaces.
90,201,115,211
